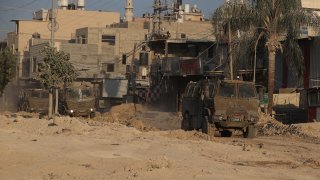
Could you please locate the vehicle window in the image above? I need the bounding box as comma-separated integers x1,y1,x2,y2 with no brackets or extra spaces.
41,92,49,98
239,84,256,98
67,89,79,99
184,84,192,97
31,91,41,98
186,84,195,97
193,86,201,98
218,83,235,98
82,89,92,97
209,85,215,97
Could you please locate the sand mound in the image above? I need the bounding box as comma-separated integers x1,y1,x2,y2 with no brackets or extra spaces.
295,122,320,138
91,103,157,132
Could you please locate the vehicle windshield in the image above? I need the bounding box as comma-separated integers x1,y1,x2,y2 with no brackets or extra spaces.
185,83,196,97
238,84,256,98
67,88,93,99
218,83,235,98
31,91,41,98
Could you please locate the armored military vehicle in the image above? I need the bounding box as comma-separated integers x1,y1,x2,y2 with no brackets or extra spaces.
59,85,96,118
17,89,49,115
181,79,260,138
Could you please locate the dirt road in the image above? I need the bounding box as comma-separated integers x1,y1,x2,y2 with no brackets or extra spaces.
0,104,320,180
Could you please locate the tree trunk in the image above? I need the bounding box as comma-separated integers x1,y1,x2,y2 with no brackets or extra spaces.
267,50,276,114
55,88,58,114
48,90,53,118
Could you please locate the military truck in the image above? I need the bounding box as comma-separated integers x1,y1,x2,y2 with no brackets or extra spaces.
181,79,260,138
17,89,49,115
59,85,96,118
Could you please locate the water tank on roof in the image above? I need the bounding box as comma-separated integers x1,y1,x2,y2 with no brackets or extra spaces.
77,0,85,7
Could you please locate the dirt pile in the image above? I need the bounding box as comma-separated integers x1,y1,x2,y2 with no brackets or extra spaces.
92,103,158,132
0,113,93,136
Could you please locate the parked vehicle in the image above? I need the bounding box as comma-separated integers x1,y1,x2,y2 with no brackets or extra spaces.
17,89,49,115
181,79,260,138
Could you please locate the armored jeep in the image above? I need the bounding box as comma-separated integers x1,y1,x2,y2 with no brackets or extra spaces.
59,86,96,118
17,89,49,115
181,80,260,138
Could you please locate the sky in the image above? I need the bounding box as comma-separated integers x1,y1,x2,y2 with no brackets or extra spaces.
0,0,224,40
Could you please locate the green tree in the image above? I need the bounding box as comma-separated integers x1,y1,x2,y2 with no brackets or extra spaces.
0,48,16,96
36,45,77,117
212,0,319,114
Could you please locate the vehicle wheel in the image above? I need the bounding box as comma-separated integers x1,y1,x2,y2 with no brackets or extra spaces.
243,125,256,138
22,103,29,112
221,130,232,137
89,112,95,119
202,116,215,136
181,113,191,131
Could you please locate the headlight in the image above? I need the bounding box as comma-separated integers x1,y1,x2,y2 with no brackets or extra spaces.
70,110,74,113
90,108,94,112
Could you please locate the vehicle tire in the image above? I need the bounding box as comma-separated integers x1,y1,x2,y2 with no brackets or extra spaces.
244,125,256,138
89,112,95,119
221,130,232,137
181,113,191,131
202,116,215,136
22,103,29,112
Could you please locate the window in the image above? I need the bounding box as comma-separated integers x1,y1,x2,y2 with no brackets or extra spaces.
106,63,115,72
139,52,148,66
218,83,235,98
81,35,86,44
33,57,37,73
308,91,320,107
238,84,256,98
102,35,115,45
122,54,127,64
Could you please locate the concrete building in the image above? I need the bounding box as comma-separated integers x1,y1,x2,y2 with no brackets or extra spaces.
27,19,214,79
7,2,120,80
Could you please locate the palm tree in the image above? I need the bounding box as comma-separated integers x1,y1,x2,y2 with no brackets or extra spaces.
212,0,320,114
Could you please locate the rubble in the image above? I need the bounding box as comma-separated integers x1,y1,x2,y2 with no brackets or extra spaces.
257,113,320,139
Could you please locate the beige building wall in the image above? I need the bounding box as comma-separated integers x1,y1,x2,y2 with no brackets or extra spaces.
28,20,214,80
7,9,120,79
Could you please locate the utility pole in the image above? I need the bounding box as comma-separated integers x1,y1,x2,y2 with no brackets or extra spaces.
48,0,55,119
228,21,233,80
51,0,55,47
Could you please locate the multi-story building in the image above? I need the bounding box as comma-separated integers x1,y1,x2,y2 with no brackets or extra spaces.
6,0,120,81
